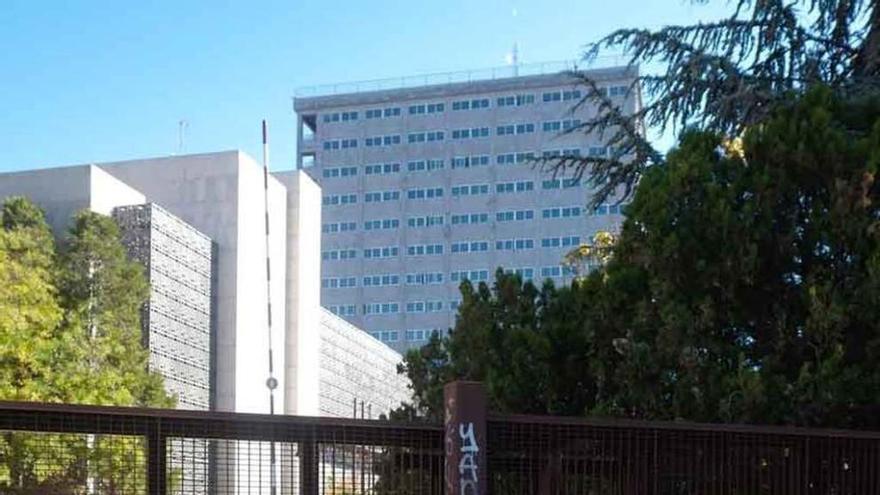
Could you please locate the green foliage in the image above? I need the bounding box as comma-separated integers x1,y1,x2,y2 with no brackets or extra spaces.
398,88,880,430
609,87,880,427
55,211,171,408
547,0,880,206
0,199,61,401
0,198,174,492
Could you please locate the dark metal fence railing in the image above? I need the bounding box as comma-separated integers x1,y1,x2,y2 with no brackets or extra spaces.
0,401,444,494
0,391,878,494
487,413,880,495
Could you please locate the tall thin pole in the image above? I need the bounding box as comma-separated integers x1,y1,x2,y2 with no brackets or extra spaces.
262,119,278,495
512,42,519,76
178,120,188,155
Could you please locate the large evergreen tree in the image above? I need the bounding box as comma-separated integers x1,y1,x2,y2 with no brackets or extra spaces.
399,88,880,430
550,0,880,205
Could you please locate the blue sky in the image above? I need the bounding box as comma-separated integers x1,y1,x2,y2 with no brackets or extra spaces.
1,1,733,172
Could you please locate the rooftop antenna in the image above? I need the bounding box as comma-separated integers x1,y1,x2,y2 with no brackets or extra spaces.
177,120,188,155
508,5,520,76
512,42,520,76
261,119,278,495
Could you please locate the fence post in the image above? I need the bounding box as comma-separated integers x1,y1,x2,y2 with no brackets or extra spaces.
300,439,318,495
146,419,167,495
444,381,487,495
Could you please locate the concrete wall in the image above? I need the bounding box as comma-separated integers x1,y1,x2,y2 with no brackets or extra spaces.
0,164,145,235
232,152,288,415
273,170,322,416
89,166,148,217
101,151,287,414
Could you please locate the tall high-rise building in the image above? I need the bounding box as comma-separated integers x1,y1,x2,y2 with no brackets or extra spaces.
294,65,640,352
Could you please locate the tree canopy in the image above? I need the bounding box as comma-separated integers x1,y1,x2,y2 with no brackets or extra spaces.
551,0,880,205
0,198,173,493
0,199,62,402
54,211,170,407
399,87,880,430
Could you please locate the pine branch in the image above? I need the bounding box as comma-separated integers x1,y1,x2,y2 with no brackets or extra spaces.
853,1,880,77
542,0,875,205
537,76,662,207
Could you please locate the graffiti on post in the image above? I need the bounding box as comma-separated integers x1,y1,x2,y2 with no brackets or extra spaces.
458,422,479,494
444,382,486,495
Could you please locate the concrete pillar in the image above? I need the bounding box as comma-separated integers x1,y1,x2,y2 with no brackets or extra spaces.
444,381,487,495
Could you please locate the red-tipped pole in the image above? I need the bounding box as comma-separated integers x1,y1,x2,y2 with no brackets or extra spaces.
262,119,278,495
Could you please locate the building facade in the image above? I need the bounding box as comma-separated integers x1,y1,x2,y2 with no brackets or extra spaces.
316,308,410,418
0,154,411,421
294,66,638,352
0,152,416,494
113,203,215,411
100,151,289,416
113,203,215,493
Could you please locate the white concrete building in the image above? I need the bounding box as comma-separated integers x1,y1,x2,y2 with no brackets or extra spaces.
98,151,289,415
0,164,145,235
315,307,410,417
0,151,411,420
293,65,638,352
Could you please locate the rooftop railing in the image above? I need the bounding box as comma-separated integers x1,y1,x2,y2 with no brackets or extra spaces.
294,57,630,98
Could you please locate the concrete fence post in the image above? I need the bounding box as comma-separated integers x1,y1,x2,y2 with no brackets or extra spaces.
444,381,487,495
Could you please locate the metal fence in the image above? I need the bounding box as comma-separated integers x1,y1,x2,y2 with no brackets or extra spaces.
0,401,444,494
0,397,879,494
487,413,880,494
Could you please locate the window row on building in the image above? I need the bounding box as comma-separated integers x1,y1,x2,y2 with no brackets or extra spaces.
323,264,580,291
363,190,401,203
321,248,357,261
451,241,489,253
365,135,402,147
322,111,359,123
370,330,400,343
319,146,613,179
405,300,445,313
404,328,440,342
370,328,446,344
407,243,444,256
363,246,399,258
407,130,446,143
328,304,357,317
542,119,582,133
321,265,575,294
407,159,445,172
407,214,444,228
322,179,594,205
334,267,556,320
323,120,590,150
321,86,630,127
363,273,400,287
322,235,585,262
320,204,624,234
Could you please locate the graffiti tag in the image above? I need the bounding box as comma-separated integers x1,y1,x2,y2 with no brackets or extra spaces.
458,422,479,494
